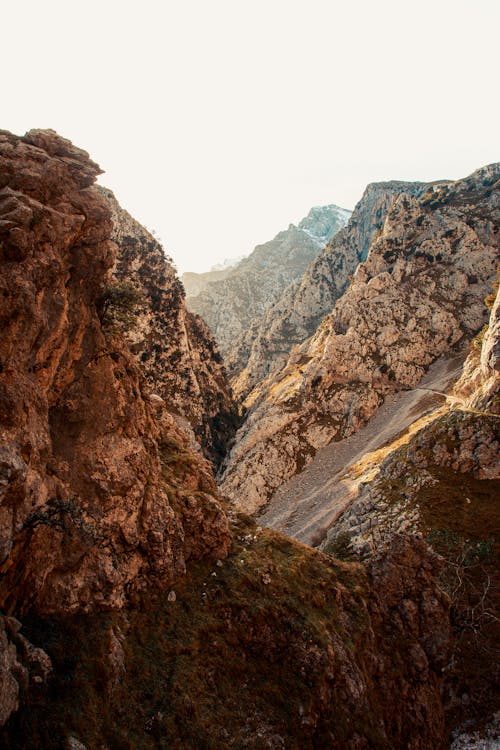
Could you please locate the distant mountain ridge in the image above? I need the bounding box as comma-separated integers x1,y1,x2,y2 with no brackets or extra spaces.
228,181,429,398
182,204,351,356
220,164,500,513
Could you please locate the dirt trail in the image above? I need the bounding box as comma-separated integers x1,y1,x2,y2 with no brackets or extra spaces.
257,350,467,546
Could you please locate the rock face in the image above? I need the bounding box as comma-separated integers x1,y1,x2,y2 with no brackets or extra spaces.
185,204,351,357
0,614,52,727
323,279,500,557
220,165,500,514
229,181,428,399
0,129,229,619
100,188,238,468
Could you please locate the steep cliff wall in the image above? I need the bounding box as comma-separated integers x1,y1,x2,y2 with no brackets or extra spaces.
229,181,428,398
221,165,500,513
100,188,238,467
0,129,229,620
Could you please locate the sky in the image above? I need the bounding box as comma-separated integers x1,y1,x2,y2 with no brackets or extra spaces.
2,0,499,273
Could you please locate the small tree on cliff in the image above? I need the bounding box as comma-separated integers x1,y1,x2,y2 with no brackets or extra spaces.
98,280,143,333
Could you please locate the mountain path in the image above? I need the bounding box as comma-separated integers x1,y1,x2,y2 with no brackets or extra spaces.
257,350,468,546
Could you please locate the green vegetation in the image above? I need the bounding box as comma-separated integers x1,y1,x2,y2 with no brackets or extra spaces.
98,280,143,333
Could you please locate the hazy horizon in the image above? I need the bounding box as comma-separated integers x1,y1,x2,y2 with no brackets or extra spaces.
3,0,499,273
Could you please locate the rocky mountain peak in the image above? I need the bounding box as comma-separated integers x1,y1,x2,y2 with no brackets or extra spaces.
221,164,499,513
183,203,351,357
98,187,239,468
227,179,428,399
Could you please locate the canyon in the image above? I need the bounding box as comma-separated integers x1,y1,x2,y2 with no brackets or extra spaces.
0,129,498,749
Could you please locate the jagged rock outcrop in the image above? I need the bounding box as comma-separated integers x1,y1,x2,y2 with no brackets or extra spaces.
185,204,351,357
99,188,238,467
220,165,500,513
229,182,428,398
322,279,500,557
0,129,229,619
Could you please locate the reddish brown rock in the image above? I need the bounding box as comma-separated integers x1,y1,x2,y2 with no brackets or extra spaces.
0,129,229,617
100,187,239,468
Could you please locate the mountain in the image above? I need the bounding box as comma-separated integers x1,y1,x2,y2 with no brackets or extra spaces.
228,181,429,399
0,128,230,619
220,165,500,514
0,129,457,749
100,187,239,468
181,256,244,298
184,204,351,357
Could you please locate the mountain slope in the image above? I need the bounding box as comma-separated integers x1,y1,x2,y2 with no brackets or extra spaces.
229,181,429,398
220,165,500,513
185,204,351,356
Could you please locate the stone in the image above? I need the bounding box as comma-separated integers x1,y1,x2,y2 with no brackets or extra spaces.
0,129,229,616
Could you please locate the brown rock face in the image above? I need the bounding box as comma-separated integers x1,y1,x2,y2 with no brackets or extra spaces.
0,129,229,617
100,188,239,468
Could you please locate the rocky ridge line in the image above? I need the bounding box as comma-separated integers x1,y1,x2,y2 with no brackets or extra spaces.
101,187,239,468
229,181,429,399
184,204,351,358
220,165,500,513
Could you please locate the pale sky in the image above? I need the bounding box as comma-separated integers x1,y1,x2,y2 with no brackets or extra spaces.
2,0,499,273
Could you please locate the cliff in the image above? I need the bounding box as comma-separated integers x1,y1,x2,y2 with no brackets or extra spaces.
100,188,238,468
220,165,500,513
229,181,428,398
0,129,230,619
185,204,350,357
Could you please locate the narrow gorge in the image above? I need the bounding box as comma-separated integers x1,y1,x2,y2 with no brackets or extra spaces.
0,129,498,750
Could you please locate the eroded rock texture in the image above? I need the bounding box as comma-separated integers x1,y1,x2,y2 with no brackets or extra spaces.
0,129,229,621
229,181,427,399
221,165,500,513
323,280,500,557
101,188,238,468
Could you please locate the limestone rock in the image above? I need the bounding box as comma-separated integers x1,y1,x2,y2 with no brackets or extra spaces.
322,282,500,556
100,187,238,468
221,165,500,514
230,181,428,398
185,204,351,358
